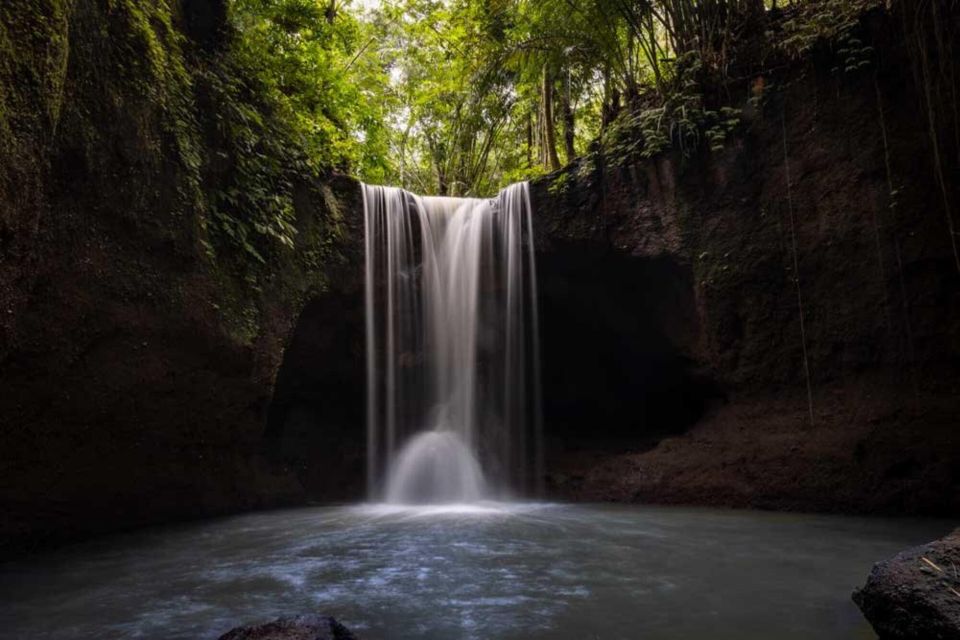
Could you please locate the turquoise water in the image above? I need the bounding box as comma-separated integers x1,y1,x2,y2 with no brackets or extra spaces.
0,503,950,639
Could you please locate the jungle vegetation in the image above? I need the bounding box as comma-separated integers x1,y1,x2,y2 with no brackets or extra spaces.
229,0,907,196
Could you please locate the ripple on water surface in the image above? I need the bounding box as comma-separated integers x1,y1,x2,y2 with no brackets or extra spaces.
0,503,951,640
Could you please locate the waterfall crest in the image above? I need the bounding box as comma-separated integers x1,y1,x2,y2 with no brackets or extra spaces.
363,182,542,503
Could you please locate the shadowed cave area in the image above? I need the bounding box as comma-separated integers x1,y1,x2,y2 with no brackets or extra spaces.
264,243,720,502
538,247,721,455
265,292,366,501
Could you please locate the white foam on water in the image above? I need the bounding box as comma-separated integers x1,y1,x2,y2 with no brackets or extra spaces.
353,500,556,519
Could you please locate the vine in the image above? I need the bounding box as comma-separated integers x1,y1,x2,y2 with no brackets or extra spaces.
781,109,815,429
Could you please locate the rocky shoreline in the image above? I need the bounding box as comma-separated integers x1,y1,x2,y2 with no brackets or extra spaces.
218,615,358,640
854,529,960,639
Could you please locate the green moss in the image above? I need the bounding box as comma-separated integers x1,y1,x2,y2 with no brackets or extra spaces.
104,0,204,211
547,171,573,195
0,0,72,147
1,0,347,346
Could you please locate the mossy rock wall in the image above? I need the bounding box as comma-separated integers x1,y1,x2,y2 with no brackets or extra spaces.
0,0,365,555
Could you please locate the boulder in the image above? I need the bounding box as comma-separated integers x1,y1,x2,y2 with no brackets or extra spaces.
218,614,358,640
853,529,960,639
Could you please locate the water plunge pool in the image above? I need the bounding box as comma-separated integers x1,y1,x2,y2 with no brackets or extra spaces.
0,503,949,639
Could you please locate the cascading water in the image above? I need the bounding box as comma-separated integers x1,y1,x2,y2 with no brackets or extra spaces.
363,182,542,504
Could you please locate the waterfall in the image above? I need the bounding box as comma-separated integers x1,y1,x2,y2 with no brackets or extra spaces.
363,182,542,503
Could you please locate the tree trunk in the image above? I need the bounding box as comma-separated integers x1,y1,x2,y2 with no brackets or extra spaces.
745,0,766,25
561,70,576,163
540,64,561,171
436,168,448,196
603,87,621,131
526,111,533,167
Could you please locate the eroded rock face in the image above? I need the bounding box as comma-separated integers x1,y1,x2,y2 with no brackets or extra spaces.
853,529,960,640
529,5,960,515
0,0,367,556
218,615,358,640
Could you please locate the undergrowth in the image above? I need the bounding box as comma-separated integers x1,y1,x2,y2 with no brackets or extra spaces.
592,0,885,170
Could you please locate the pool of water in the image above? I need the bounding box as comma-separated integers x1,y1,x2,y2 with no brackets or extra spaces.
0,503,950,639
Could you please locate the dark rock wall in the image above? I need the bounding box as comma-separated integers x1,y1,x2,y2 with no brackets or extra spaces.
531,6,960,514
0,0,366,555
265,289,366,502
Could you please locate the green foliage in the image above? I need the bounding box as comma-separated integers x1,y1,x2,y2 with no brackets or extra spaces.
367,0,535,195
835,34,875,74
90,0,343,286
603,98,742,165
214,0,887,197
548,171,573,195
97,0,351,272
187,0,395,269
344,0,771,192
778,0,881,59
599,53,742,165
0,0,356,346
231,0,393,180
3,0,890,274
197,57,304,265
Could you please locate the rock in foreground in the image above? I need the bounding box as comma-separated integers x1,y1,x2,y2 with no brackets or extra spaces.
853,529,960,639
218,615,358,640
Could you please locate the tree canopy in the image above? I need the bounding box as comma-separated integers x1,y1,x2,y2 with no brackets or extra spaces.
231,0,881,195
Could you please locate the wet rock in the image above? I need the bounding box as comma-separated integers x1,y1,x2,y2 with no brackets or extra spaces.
218,614,358,640
853,529,960,639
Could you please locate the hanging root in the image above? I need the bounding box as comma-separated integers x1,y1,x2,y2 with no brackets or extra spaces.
781,109,815,428
874,75,920,404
